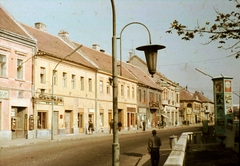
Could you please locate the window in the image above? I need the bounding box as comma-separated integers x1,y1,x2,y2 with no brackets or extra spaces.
121,85,124,96
100,113,103,127
17,59,23,79
149,92,154,103
132,87,135,98
40,67,46,83
80,76,84,90
176,94,179,103
99,80,103,93
139,89,141,102
62,72,67,87
71,74,76,89
88,78,92,91
106,82,110,94
127,86,130,97
0,54,6,76
53,70,57,86
143,90,146,103
163,89,167,100
78,113,83,128
37,112,47,129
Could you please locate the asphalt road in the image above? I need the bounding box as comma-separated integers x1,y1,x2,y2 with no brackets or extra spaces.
0,126,202,166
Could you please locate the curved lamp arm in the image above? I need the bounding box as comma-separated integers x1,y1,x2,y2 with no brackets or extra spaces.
51,44,82,140
119,22,152,76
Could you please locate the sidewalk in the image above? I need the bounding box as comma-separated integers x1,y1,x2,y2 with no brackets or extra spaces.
1,124,191,148
0,129,146,148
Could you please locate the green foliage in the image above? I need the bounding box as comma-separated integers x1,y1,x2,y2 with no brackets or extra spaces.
166,0,240,59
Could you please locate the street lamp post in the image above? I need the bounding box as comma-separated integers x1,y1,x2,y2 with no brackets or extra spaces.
51,45,82,140
110,1,165,165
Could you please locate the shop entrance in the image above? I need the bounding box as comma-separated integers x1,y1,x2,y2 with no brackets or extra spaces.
78,112,84,133
65,111,72,134
53,111,59,135
11,107,26,139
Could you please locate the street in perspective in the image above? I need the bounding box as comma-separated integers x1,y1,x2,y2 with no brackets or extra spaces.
0,0,239,166
0,126,201,166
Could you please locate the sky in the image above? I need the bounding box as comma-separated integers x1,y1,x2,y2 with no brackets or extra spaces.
1,0,239,104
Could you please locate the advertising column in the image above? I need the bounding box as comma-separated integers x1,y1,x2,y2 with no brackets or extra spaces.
212,76,234,143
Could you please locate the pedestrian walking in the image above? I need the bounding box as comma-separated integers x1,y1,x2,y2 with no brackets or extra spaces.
88,120,94,135
142,120,146,131
148,130,162,166
118,121,122,131
109,119,113,134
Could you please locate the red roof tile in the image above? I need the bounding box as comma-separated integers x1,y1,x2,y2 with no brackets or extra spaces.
122,62,160,89
0,6,30,38
78,43,136,80
21,24,97,69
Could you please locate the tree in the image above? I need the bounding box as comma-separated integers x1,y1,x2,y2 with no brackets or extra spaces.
166,0,240,59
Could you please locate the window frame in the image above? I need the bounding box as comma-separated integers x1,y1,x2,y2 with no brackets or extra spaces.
0,54,7,77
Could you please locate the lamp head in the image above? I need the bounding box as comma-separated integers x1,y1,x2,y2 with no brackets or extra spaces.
136,44,165,77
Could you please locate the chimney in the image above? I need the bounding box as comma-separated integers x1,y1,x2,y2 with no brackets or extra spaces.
58,30,69,39
35,22,46,32
92,44,100,51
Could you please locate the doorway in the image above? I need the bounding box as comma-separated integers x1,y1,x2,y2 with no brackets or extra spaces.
11,107,26,139
65,111,72,134
53,111,59,135
78,112,84,133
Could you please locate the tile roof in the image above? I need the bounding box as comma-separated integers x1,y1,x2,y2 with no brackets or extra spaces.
122,62,160,90
0,6,30,38
21,24,97,69
77,43,136,80
180,88,194,101
128,55,169,80
180,88,213,103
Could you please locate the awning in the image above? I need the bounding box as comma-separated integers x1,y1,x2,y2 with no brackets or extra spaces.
161,114,169,119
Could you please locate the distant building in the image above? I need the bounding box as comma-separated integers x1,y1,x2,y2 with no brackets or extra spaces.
179,86,214,125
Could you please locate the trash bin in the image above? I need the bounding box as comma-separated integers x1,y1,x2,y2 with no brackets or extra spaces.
169,135,177,149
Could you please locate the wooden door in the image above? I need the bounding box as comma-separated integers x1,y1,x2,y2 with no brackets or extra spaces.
65,112,71,134
53,111,58,135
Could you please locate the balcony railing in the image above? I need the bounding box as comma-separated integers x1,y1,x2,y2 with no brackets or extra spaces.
149,101,159,107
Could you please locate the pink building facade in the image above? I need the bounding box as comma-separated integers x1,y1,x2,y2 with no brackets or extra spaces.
0,6,36,140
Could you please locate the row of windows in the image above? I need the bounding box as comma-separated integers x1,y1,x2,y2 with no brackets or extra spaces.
139,89,160,103
162,88,180,103
40,67,136,99
40,67,93,91
0,54,24,80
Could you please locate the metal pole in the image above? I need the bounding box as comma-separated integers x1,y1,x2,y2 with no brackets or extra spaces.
111,0,120,165
51,45,82,140
119,22,152,76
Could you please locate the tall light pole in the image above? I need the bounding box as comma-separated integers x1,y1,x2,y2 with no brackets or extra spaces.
110,1,165,165
51,45,82,140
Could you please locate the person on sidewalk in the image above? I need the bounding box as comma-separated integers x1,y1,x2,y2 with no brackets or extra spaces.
118,121,122,131
142,120,146,131
88,120,94,135
109,119,113,134
148,130,162,166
